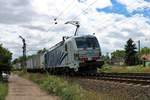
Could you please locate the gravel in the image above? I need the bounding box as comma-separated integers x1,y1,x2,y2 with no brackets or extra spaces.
65,77,150,100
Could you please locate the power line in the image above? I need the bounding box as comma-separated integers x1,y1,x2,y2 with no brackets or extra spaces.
47,0,99,38
70,0,145,24
26,39,52,46
26,49,39,53
48,1,82,33
71,0,98,20
16,0,149,57
55,0,75,21
57,4,77,21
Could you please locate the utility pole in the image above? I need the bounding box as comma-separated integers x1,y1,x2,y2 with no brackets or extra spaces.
19,35,26,70
137,40,141,65
65,21,80,36
138,40,140,54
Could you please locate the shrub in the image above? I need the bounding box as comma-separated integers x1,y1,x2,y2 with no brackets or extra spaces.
41,76,85,100
0,82,8,100
99,65,150,73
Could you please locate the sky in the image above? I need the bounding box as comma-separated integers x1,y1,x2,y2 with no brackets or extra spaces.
0,0,150,59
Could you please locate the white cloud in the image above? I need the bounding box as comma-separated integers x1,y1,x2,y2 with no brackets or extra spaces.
77,0,112,9
0,0,150,59
117,0,150,12
77,9,150,54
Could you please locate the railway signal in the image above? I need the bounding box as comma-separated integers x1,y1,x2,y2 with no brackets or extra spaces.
19,35,27,70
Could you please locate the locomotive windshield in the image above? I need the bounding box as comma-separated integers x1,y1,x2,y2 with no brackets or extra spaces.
75,37,99,48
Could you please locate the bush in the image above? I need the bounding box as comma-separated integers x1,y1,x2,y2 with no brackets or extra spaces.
40,76,86,100
99,65,112,73
99,65,150,73
0,82,8,100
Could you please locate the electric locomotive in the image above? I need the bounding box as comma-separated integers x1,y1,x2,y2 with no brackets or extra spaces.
14,35,104,73
45,35,104,73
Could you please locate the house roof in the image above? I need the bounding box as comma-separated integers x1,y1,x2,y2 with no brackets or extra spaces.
141,54,150,61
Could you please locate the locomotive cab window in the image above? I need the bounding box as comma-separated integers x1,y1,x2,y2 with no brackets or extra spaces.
75,37,99,48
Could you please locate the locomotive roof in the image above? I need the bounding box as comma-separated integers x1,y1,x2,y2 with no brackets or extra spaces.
47,41,64,52
73,35,96,38
47,35,96,52
66,35,96,40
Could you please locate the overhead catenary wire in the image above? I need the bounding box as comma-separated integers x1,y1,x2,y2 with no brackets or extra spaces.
27,19,149,53
54,0,99,23
48,0,86,32
26,49,40,53
15,0,149,58
55,0,75,21
70,0,98,21
57,2,78,21
71,0,147,32
50,0,99,37
70,0,142,24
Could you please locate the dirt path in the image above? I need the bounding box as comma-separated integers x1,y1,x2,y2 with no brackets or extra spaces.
6,74,59,100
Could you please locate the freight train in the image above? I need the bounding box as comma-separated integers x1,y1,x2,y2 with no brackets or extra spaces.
14,35,104,73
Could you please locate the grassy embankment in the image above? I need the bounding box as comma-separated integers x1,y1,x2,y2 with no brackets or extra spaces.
99,64,150,73
15,71,102,100
0,77,8,100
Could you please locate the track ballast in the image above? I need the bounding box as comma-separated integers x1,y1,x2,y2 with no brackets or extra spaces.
74,73,150,85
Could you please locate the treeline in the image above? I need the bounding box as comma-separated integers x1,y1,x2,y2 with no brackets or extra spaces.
111,47,150,58
140,47,150,55
0,44,12,71
103,38,150,66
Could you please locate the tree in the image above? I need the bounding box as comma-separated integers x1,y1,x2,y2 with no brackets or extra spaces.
101,52,110,64
111,50,125,58
0,44,12,72
12,56,24,64
140,47,150,55
124,38,138,66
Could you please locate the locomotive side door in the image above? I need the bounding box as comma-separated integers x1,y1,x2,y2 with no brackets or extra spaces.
64,43,69,65
68,41,74,63
64,42,73,66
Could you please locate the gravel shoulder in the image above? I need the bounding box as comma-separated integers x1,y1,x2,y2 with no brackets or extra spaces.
6,74,59,100
65,77,150,100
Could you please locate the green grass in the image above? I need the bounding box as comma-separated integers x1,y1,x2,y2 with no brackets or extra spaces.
15,72,102,100
0,81,8,100
99,64,150,73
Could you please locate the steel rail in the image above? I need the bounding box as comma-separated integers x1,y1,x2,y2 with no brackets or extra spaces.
74,73,150,85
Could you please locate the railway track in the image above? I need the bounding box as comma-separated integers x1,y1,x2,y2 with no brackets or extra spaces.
74,73,150,85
